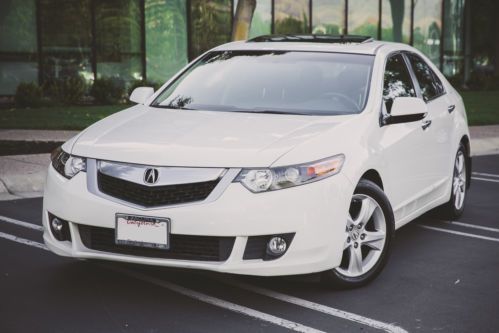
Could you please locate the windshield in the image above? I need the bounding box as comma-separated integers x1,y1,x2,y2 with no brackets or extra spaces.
151,51,374,116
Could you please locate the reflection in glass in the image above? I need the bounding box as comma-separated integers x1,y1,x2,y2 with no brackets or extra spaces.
413,0,442,67
383,54,416,112
443,0,465,76
0,0,38,94
348,0,379,37
407,53,444,102
95,0,143,84
145,0,187,83
381,0,411,43
39,0,93,83
312,0,345,35
274,0,310,34
190,0,231,59
234,0,271,38
152,51,374,115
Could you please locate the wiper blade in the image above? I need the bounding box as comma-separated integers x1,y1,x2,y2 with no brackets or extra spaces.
247,109,311,115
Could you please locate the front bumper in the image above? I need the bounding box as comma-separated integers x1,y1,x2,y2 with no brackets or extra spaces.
43,162,354,276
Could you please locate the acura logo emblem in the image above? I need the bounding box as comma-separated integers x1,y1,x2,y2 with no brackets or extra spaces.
144,168,159,185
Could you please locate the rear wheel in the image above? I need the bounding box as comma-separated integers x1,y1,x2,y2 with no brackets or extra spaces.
321,180,394,289
440,144,468,219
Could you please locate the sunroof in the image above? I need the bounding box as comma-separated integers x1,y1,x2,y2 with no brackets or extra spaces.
248,34,374,44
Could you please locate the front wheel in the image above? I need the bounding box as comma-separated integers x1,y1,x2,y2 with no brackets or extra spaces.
321,180,394,289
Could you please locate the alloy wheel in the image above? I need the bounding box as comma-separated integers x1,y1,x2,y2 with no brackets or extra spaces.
336,194,387,278
453,151,466,210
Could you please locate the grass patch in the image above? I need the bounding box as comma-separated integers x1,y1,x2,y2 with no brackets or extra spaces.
0,105,124,130
460,91,499,126
0,91,498,130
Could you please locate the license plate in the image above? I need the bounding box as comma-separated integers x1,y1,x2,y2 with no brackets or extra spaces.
115,214,170,249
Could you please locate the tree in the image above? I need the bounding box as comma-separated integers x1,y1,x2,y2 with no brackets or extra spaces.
389,0,405,42
231,0,257,41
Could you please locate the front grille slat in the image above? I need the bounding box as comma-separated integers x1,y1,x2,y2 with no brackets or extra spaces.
79,224,235,262
97,171,219,208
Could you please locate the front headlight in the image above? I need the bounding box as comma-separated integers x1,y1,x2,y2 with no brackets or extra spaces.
51,146,87,179
234,154,345,193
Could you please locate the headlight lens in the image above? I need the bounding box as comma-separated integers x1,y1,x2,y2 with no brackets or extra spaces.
234,154,345,193
51,146,86,179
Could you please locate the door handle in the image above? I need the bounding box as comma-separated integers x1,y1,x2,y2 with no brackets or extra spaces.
448,105,456,113
422,120,432,130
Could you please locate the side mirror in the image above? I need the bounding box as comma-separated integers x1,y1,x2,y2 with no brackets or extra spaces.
383,97,428,126
129,87,154,104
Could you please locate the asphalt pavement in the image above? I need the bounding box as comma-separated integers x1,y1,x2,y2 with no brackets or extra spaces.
1,155,498,333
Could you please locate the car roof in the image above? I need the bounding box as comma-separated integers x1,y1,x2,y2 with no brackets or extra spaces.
212,34,405,56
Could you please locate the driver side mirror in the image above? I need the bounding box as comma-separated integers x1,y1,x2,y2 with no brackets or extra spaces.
383,97,428,126
129,87,155,104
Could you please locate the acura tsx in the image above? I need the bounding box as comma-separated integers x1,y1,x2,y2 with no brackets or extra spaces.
43,35,471,288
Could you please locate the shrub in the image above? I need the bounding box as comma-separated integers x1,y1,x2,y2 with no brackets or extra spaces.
91,77,126,104
43,77,86,105
14,82,43,108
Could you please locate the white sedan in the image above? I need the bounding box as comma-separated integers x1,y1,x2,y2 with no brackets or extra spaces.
43,35,470,288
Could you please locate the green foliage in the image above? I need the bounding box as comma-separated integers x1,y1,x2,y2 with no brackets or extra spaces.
91,77,126,105
14,82,43,108
275,16,307,34
43,77,87,105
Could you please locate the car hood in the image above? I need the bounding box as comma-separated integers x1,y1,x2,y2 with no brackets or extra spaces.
71,105,353,167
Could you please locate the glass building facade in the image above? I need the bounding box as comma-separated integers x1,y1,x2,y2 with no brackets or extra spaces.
0,0,465,95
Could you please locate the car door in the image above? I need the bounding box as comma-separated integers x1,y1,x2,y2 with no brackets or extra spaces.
379,53,435,220
405,53,453,194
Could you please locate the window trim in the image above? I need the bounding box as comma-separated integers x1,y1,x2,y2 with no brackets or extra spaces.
404,51,446,104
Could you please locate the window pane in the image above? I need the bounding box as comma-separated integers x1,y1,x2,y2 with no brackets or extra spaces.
312,0,345,35
381,0,411,43
0,0,38,94
153,51,374,115
146,0,187,83
95,0,143,83
274,0,310,34
407,53,443,102
413,0,442,67
190,0,231,60
234,0,271,38
40,0,93,83
348,0,379,37
383,54,416,112
443,0,465,76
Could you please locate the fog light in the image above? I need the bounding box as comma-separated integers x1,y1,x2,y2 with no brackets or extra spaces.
51,218,63,232
267,237,287,256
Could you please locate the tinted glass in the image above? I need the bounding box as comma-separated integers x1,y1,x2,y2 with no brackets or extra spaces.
39,0,93,83
443,0,465,76
407,53,444,102
152,51,374,115
413,0,442,67
0,0,38,94
234,0,271,38
274,0,310,34
348,0,379,37
312,0,345,35
190,0,231,59
381,0,411,43
145,0,188,83
95,0,143,83
383,54,416,112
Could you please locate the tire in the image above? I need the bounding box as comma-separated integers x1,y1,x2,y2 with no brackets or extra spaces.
321,179,395,289
439,143,468,219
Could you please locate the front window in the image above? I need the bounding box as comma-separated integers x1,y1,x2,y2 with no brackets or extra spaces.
151,51,374,116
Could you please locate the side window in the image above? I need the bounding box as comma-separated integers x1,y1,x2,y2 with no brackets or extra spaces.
407,53,445,102
383,54,416,113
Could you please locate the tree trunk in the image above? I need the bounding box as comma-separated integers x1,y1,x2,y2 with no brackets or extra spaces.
231,0,257,41
389,0,404,42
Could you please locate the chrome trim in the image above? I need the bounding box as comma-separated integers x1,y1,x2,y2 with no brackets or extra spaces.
86,159,241,211
98,160,226,186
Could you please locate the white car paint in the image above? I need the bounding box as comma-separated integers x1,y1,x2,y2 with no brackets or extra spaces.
43,39,470,276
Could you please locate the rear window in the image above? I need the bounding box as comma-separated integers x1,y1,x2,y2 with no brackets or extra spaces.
151,51,375,116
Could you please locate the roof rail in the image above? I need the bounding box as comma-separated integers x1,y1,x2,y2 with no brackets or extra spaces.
247,34,375,44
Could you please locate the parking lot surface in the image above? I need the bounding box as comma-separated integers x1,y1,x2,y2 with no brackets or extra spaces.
1,155,498,333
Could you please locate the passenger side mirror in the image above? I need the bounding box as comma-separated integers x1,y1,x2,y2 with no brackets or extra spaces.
383,97,428,126
129,87,155,104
